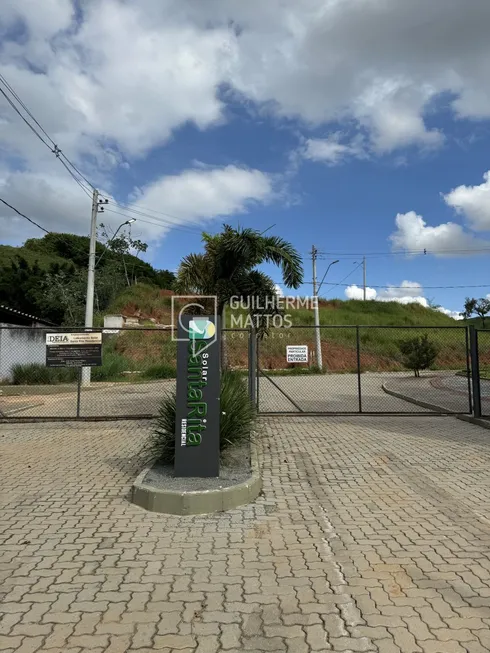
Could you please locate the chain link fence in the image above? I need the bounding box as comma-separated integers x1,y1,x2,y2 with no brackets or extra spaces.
0,326,176,419
0,323,476,419
255,325,472,414
475,328,490,418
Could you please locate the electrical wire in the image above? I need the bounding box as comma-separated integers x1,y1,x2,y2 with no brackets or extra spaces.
322,262,364,297
105,198,211,234
319,247,490,259
103,207,205,236
0,73,96,193
0,197,49,234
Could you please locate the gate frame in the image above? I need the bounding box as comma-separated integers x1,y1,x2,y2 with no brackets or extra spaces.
254,324,475,417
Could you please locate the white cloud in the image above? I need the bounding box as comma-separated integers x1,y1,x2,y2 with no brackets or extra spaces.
437,306,463,320
444,171,490,231
216,0,490,152
0,165,273,243
274,284,284,298
131,165,272,229
302,133,366,165
345,285,377,301
344,280,462,319
2,0,490,179
389,211,482,256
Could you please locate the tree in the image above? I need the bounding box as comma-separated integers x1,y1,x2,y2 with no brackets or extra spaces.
398,334,439,377
461,297,490,327
175,224,303,364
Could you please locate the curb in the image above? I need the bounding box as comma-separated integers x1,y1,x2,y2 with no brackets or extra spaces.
0,402,45,417
382,382,490,431
131,440,262,515
456,414,490,430
381,382,454,413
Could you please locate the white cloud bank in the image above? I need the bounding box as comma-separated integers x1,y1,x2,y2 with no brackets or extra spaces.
345,280,462,320
0,165,273,243
444,171,490,232
389,170,490,256
3,1,490,240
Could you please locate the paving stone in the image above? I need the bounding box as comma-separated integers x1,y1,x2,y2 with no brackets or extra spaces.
4,416,490,653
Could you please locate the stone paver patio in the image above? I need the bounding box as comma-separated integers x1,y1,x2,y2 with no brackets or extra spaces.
2,416,490,652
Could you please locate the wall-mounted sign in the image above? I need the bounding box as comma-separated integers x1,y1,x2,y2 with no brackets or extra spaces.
174,315,220,478
45,332,102,368
286,345,308,363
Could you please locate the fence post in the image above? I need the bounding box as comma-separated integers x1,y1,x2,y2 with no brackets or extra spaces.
248,327,257,407
356,326,362,413
469,326,482,418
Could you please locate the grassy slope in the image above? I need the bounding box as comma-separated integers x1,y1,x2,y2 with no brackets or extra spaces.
103,285,468,375
0,244,67,269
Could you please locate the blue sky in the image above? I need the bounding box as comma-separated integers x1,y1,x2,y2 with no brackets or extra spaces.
1,0,490,319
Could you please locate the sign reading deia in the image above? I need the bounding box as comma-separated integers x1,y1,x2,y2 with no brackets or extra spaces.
45,332,102,368
174,315,220,478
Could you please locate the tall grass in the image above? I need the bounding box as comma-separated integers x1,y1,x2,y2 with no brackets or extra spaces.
11,363,77,385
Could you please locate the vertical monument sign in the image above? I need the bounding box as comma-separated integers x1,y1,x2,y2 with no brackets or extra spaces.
174,315,220,477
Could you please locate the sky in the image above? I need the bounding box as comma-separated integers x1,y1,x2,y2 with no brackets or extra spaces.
1,0,490,319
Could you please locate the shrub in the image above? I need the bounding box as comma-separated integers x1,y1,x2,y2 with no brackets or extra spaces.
91,351,132,381
142,363,176,380
398,334,439,377
153,370,256,464
11,363,77,385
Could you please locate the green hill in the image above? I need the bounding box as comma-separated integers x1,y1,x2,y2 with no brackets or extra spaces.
0,233,175,324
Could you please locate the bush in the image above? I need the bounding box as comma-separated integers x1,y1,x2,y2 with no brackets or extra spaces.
142,363,176,380
153,370,256,464
91,351,132,381
11,363,77,385
398,334,439,377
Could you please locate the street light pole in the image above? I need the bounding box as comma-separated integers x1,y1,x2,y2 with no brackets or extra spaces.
312,246,322,371
81,189,99,387
313,256,339,372
317,259,340,296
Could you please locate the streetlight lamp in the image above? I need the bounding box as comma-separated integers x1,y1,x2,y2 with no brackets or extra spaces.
96,218,136,267
317,259,339,296
314,259,339,372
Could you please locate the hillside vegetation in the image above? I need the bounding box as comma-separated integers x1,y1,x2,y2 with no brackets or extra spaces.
0,234,174,324
84,286,471,380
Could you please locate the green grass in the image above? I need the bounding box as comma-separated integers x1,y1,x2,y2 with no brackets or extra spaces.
10,363,78,385
0,244,67,270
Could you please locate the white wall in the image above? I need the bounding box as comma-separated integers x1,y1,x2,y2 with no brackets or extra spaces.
0,325,46,381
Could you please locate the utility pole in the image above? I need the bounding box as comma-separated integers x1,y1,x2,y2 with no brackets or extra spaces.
363,256,366,301
82,189,99,386
312,245,323,371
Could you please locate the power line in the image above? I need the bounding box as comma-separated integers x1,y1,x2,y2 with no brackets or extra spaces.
105,197,212,234
0,73,96,193
274,279,490,290
323,262,364,297
0,197,49,233
320,247,490,259
104,207,205,236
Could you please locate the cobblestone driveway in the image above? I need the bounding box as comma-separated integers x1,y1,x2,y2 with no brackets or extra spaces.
2,416,490,652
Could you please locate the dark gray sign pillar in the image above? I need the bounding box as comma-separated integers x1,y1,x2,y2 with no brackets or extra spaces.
174,315,220,477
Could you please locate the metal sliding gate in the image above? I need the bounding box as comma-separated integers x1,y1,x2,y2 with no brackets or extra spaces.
253,325,474,416
1,323,484,420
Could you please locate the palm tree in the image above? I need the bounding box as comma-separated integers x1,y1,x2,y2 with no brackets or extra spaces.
176,225,303,364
